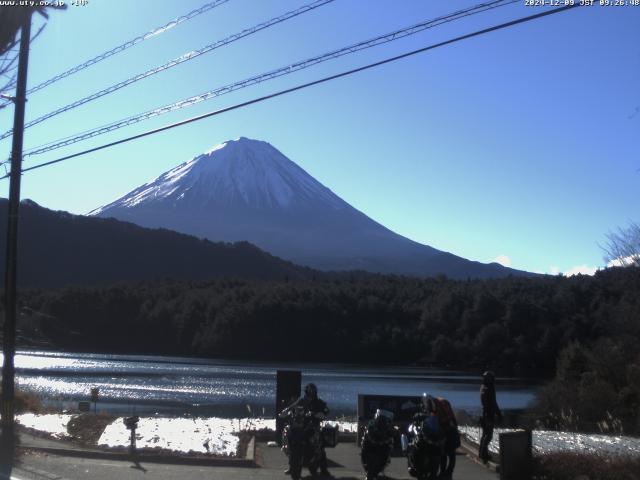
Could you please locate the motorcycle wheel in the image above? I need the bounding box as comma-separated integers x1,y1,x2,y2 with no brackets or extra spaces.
306,441,321,476
423,455,439,480
289,455,303,480
307,455,319,476
365,459,383,480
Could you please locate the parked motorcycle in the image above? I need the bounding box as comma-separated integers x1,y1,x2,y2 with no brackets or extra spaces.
279,405,322,480
361,409,395,480
401,413,445,480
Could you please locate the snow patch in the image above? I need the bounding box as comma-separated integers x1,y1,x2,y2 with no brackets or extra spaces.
459,425,640,457
17,413,73,439
96,417,355,456
99,417,241,456
13,412,357,457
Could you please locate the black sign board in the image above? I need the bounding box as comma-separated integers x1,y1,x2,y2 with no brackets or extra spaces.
500,429,532,480
275,370,301,445
357,394,422,446
90,387,99,403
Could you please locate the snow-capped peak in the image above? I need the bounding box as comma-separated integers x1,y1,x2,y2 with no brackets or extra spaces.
89,137,345,215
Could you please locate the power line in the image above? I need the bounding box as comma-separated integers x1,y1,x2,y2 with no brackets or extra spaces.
19,0,518,159
26,0,231,95
0,0,335,142
0,3,580,182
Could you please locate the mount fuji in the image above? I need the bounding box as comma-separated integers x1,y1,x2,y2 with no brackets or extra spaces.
90,137,529,279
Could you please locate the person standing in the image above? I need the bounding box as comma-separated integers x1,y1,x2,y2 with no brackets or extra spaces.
434,396,460,480
479,371,501,463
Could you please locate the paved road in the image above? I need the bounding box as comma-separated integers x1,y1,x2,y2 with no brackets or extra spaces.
4,442,497,480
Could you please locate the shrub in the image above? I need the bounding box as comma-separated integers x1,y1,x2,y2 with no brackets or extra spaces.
12,388,42,413
536,339,640,434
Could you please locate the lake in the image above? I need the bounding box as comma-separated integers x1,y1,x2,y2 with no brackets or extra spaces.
11,350,539,417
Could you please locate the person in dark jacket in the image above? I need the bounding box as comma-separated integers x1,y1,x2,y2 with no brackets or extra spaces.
434,396,460,480
479,371,502,463
284,383,330,476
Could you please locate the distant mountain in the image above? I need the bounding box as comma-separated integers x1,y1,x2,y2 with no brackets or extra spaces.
91,137,532,279
0,199,312,288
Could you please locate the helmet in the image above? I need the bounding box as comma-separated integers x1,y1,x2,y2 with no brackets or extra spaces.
374,408,394,424
422,393,436,413
482,371,495,385
304,383,318,398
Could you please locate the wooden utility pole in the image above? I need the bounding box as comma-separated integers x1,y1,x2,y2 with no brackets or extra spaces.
1,9,32,456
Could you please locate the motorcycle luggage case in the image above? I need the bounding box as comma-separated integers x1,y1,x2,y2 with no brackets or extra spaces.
321,425,338,448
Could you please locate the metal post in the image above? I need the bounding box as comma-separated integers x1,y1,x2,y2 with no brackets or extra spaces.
1,10,32,454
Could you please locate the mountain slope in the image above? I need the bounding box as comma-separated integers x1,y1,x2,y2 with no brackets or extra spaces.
91,137,532,279
0,199,312,288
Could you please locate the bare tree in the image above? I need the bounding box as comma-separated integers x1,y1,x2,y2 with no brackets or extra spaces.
604,221,640,268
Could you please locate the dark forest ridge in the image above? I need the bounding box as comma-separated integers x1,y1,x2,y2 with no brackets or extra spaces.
0,198,313,288
0,189,532,289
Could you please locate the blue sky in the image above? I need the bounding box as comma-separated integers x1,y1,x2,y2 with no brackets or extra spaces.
0,0,638,275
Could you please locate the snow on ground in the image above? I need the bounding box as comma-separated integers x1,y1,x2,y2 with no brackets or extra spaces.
28,414,638,458
16,413,73,439
98,416,275,456
459,425,640,457
97,417,356,456
16,414,639,458
13,413,356,457
330,420,358,433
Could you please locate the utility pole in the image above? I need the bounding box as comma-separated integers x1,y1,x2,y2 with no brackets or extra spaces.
1,9,32,457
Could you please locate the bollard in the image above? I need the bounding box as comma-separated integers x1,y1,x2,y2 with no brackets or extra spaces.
124,415,140,457
499,429,532,480
90,387,99,415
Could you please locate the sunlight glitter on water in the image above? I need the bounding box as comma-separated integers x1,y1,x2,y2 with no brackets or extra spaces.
12,350,537,415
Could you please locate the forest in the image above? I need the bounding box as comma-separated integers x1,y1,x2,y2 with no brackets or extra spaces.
10,266,637,372
8,265,640,432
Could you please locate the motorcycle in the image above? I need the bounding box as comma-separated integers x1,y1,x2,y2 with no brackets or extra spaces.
401,414,445,480
361,409,395,480
279,405,322,480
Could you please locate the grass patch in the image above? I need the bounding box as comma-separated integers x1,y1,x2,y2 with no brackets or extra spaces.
67,413,116,446
13,388,43,413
